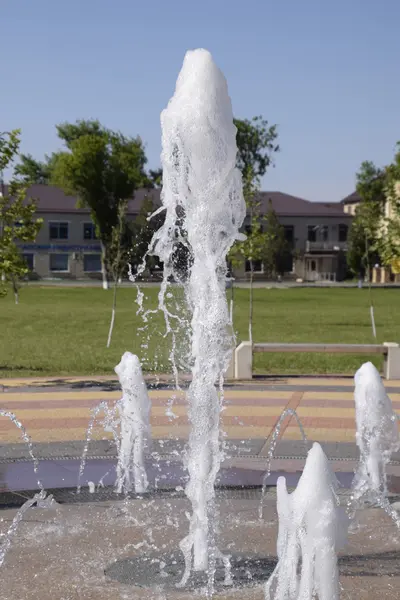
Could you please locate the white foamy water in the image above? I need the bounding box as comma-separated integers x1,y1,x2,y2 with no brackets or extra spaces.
351,361,400,525
149,48,245,581
265,443,348,600
115,352,151,494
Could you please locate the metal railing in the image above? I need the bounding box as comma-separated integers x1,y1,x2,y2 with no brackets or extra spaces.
305,271,336,282
305,241,348,252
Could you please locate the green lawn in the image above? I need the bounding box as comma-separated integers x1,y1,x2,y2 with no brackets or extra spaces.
0,286,399,377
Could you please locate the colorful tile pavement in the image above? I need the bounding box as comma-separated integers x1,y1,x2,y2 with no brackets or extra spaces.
1,380,400,446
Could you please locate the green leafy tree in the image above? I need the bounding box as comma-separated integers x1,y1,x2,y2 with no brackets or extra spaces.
148,168,163,188
346,161,386,277
261,199,289,278
14,153,52,184
49,119,150,289
228,116,279,340
231,116,279,268
234,116,279,180
0,131,43,303
379,144,400,267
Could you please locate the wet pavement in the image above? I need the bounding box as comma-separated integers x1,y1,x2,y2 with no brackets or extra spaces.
1,495,400,599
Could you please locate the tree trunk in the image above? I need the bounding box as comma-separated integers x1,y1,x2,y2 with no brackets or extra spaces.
100,241,109,290
12,279,19,305
106,278,118,348
248,260,253,344
230,280,234,325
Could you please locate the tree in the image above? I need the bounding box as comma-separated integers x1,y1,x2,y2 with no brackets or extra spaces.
346,161,386,277
261,200,289,278
106,201,128,348
49,119,150,289
0,131,43,303
148,168,163,188
14,154,52,184
229,116,279,340
379,144,400,267
234,116,279,180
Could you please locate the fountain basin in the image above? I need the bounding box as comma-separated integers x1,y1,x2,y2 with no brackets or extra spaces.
1,493,400,599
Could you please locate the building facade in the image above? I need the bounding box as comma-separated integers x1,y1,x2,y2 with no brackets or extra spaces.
8,185,352,281
5,184,156,280
236,192,352,281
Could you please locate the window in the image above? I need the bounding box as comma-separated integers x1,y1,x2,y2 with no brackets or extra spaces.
245,260,263,273
283,225,294,246
22,253,34,271
307,226,317,242
83,222,97,240
83,254,102,272
50,254,69,272
49,222,68,240
320,226,328,242
338,224,348,242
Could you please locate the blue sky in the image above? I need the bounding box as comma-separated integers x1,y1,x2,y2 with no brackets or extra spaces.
2,0,400,202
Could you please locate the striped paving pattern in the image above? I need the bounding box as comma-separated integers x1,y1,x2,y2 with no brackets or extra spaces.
1,387,400,445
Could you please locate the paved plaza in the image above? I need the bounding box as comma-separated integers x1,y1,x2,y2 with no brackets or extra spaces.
1,375,400,598
1,375,400,449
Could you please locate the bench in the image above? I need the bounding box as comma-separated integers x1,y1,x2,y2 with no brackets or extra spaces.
228,341,400,380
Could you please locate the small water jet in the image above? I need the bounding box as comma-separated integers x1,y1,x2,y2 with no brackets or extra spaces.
0,409,42,490
350,361,400,526
77,401,120,493
265,443,349,600
115,351,151,494
0,490,56,567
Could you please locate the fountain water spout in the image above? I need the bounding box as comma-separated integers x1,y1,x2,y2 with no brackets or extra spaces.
350,361,400,526
150,48,246,581
265,443,348,600
115,352,151,494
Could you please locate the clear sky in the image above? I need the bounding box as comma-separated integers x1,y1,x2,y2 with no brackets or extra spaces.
2,0,400,202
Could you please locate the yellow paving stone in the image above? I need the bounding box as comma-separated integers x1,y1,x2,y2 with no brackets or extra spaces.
1,425,270,443
296,407,356,418
282,428,356,443
0,405,287,421
0,389,291,403
302,391,400,401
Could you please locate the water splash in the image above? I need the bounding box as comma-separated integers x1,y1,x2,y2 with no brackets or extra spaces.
115,352,151,494
149,48,246,584
265,443,348,600
128,244,189,390
77,401,120,493
349,361,400,527
0,490,56,567
259,408,308,520
0,410,43,490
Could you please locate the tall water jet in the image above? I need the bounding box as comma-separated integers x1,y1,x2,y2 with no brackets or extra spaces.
115,352,151,494
351,361,400,523
265,443,348,600
149,48,246,577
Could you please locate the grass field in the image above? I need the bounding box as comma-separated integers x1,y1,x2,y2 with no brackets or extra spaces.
0,285,399,378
